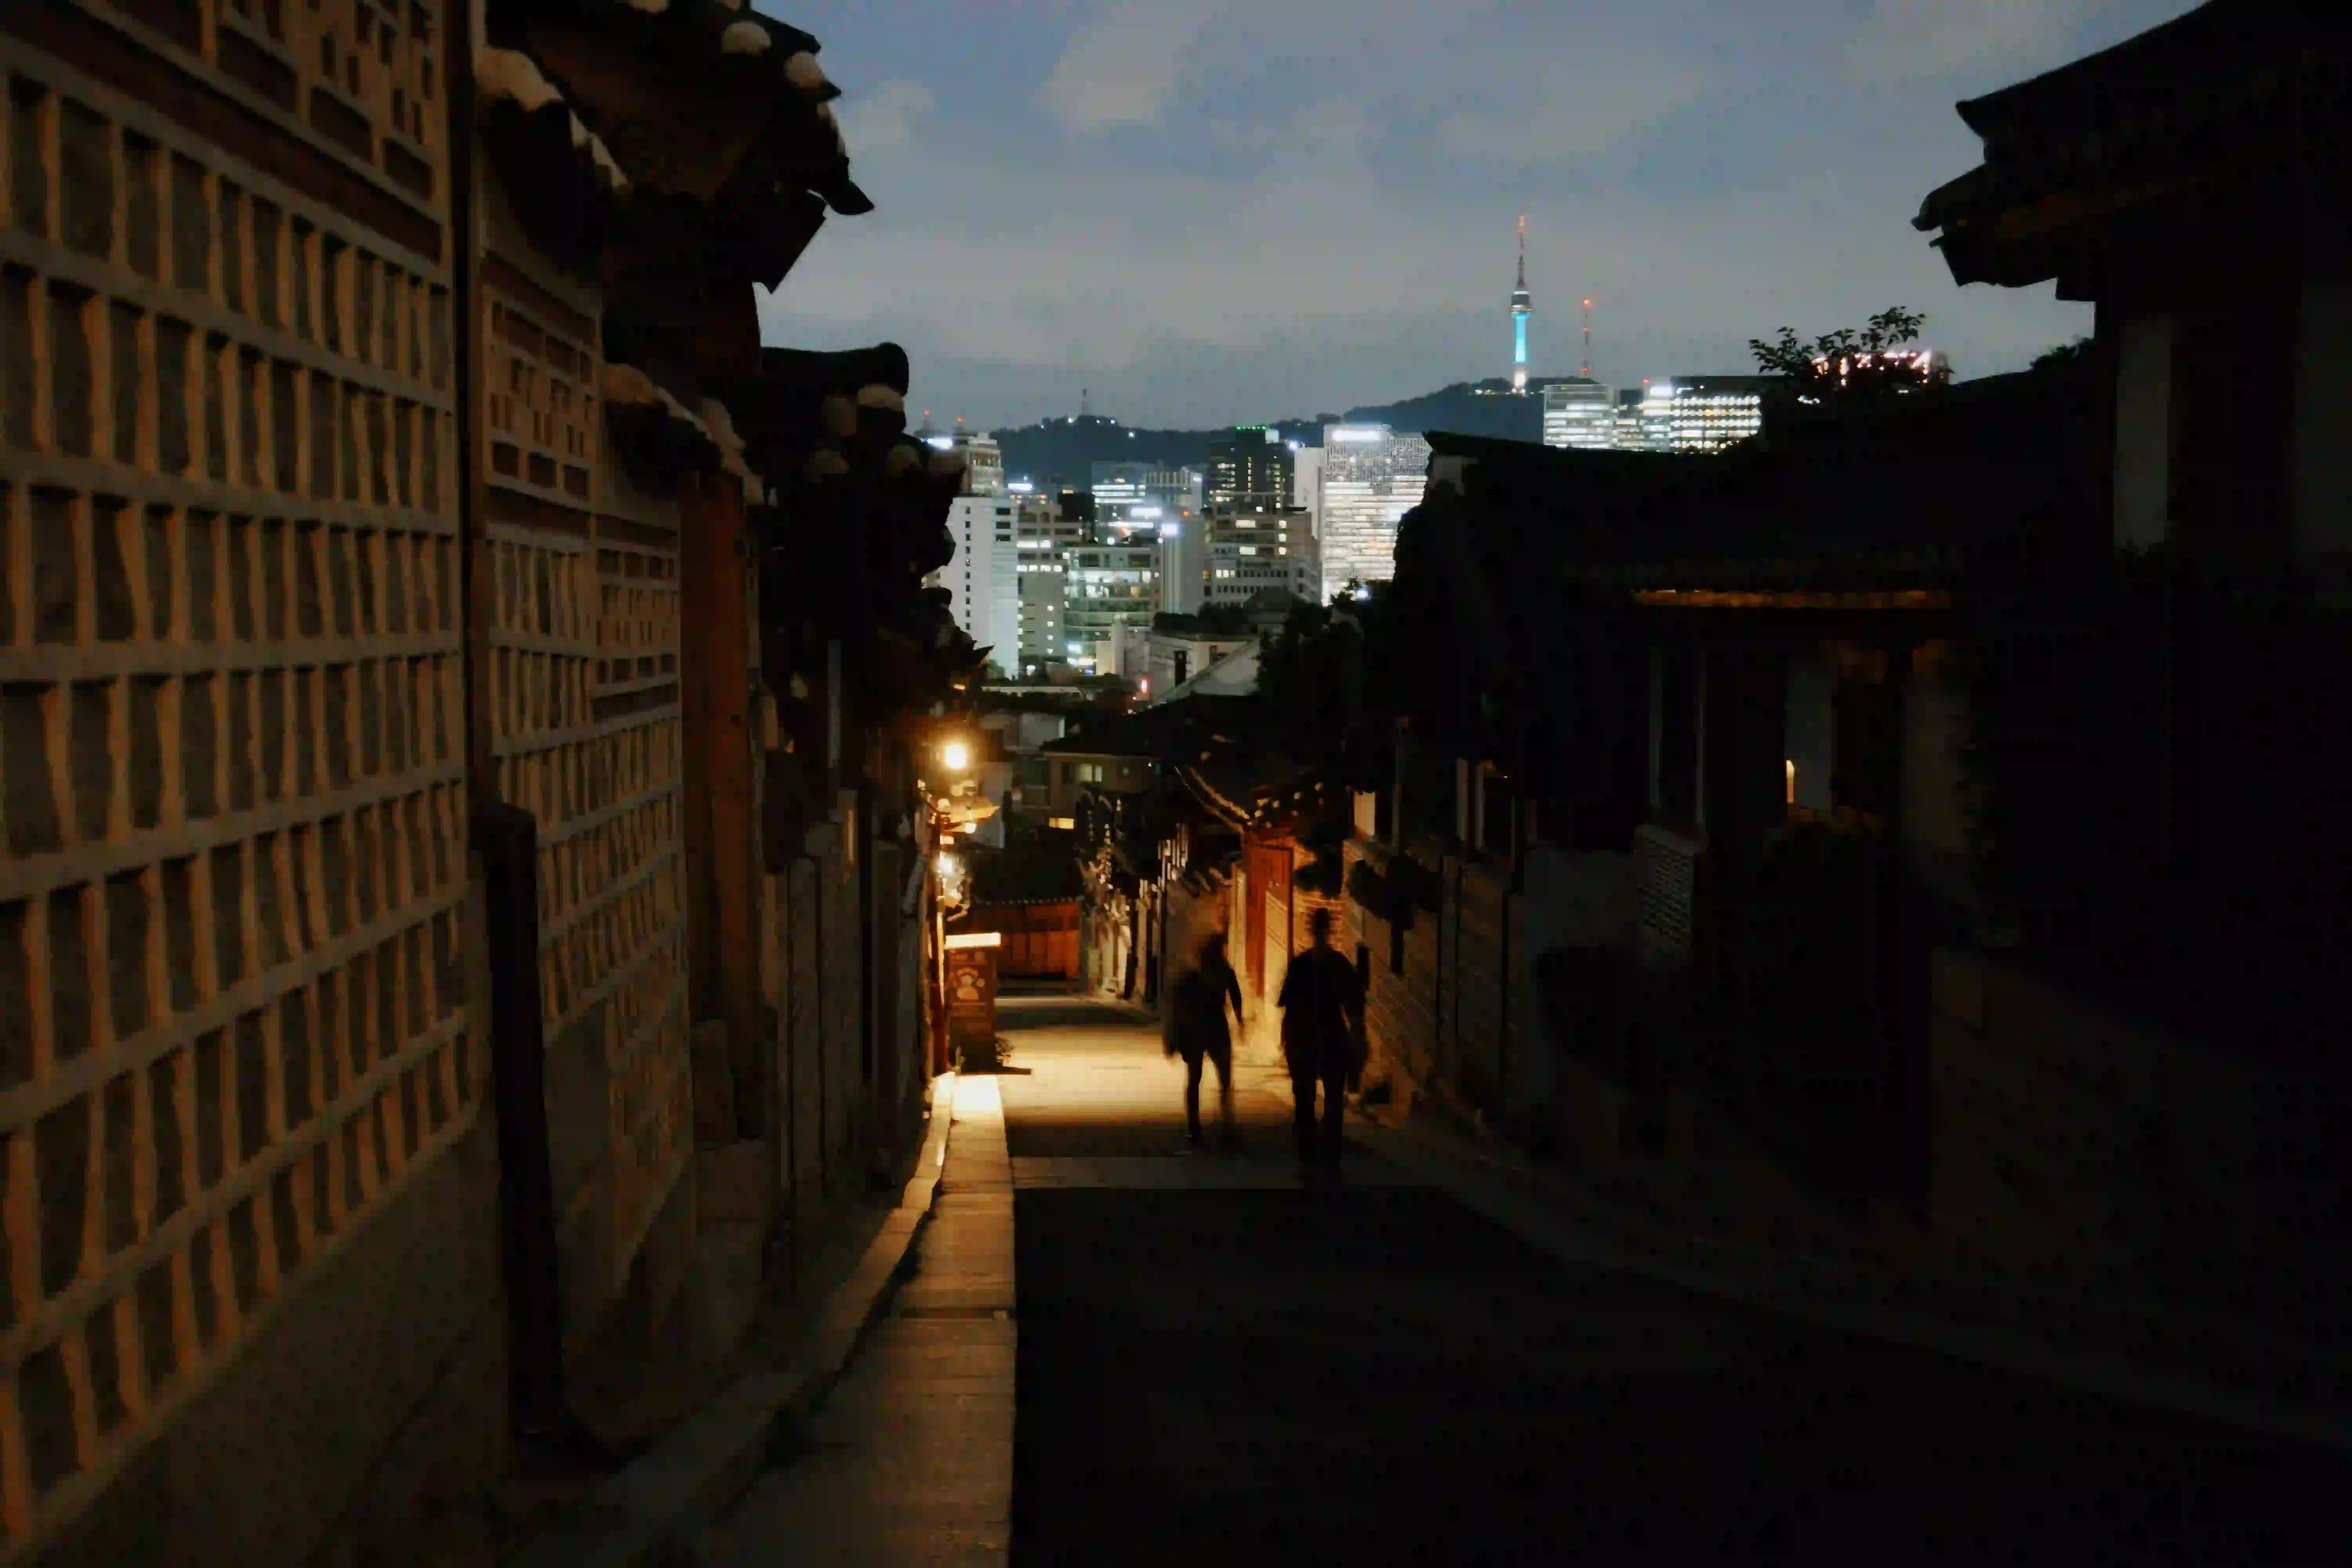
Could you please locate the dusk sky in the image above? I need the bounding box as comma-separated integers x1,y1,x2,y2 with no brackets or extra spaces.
751,0,2198,430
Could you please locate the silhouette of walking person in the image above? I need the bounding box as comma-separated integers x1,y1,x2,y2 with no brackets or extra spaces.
1278,907,1365,1178
1169,932,1243,1145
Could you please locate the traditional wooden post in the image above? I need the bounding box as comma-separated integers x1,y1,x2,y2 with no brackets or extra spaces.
1877,640,1929,1221
681,472,766,1135
475,803,568,1441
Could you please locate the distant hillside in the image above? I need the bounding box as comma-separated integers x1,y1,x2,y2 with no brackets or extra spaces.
992,377,1572,488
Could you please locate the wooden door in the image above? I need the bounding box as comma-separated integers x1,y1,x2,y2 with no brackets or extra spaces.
1245,840,1290,996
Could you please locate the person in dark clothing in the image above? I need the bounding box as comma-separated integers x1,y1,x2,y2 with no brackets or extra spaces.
1277,907,1365,1174
1169,932,1243,1144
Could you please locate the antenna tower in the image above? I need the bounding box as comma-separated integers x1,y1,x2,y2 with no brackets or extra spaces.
1581,296,1593,377
1509,214,1533,392
1080,387,1091,419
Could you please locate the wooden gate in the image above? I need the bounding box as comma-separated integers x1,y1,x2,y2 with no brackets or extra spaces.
1248,838,1292,1002
957,900,1080,979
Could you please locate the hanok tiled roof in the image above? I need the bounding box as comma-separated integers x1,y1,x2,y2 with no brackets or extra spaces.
1408,363,2105,595
1177,760,1343,841
496,0,870,215
1913,0,2352,290
1038,696,1258,760
963,847,1083,907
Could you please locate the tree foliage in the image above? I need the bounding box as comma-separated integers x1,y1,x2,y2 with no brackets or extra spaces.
1152,604,1252,637
1255,601,1353,757
2030,336,2092,372
1254,581,1396,790
1748,307,1951,406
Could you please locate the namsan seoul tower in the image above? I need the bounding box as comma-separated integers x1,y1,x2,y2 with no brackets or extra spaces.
1510,214,1533,392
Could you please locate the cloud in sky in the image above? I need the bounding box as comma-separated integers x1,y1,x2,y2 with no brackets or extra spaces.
1843,0,2118,83
840,79,935,152
1038,0,1227,133
1297,96,1374,155
756,0,2200,427
1436,56,1711,164
760,139,2089,426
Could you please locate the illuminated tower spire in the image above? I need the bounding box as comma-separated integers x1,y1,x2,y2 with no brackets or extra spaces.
1510,215,1532,392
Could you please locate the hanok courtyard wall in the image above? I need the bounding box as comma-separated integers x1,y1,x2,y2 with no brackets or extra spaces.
0,2,918,1561
0,0,503,1560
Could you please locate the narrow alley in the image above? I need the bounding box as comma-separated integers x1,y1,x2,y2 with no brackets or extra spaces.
691,993,2350,1566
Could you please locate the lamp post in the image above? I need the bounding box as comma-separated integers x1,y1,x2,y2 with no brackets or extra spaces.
920,728,978,1073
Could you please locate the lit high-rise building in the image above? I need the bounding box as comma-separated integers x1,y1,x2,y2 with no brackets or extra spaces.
935,494,1019,677
1609,388,1658,450
1013,490,1076,671
1645,377,1774,452
1541,377,1614,450
1205,506,1315,607
1063,544,1159,671
948,430,1004,495
1156,515,1207,616
1318,423,1430,603
1207,426,1293,510
1089,461,1200,541
1291,443,1324,513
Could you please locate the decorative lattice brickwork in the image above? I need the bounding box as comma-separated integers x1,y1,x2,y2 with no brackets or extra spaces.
200,0,444,207
482,270,689,1310
0,24,466,1553
485,295,593,503
596,534,678,696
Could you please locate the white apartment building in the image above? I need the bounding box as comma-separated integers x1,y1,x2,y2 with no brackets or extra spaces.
1015,559,1066,674
1292,443,1325,565
946,430,1004,495
1156,515,1207,616
939,495,1020,676
1143,629,1253,701
1012,490,1088,671
1292,442,1324,511
1318,423,1430,603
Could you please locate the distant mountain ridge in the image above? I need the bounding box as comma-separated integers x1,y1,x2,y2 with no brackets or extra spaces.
990,377,1583,487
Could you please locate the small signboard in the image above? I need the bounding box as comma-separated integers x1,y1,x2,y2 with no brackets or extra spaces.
944,932,1000,1060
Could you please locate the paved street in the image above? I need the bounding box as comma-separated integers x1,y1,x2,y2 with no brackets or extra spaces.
700,992,2351,1566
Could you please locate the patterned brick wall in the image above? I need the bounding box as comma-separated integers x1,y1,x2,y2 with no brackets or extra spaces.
0,2,468,1553
818,811,859,1192
1446,861,1511,1109
478,163,689,1341
1341,841,1518,1125
782,853,820,1233
205,0,448,209
1344,846,1439,1099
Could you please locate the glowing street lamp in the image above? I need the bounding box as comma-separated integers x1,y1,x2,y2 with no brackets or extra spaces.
940,739,971,773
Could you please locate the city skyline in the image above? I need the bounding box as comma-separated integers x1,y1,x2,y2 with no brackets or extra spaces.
750,0,2200,428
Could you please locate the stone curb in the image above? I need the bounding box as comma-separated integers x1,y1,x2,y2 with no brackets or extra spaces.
504,1072,961,1568
1350,1108,2352,1455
